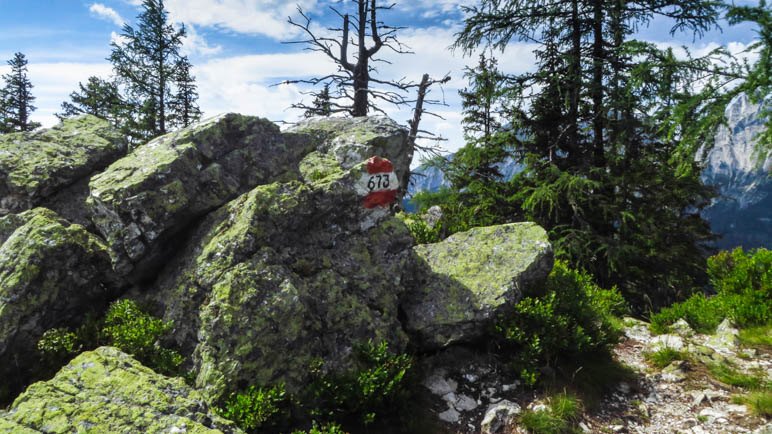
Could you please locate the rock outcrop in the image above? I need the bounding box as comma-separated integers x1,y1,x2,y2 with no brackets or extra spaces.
88,114,314,276
401,223,553,349
0,208,117,400
0,115,125,220
0,347,242,433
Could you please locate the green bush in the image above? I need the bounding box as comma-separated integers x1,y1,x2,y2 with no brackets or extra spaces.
308,340,412,426
651,248,771,333
37,299,183,376
397,212,442,244
291,422,347,434
219,384,289,433
496,261,627,385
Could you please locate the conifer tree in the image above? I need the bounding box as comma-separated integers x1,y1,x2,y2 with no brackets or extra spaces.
444,0,723,308
57,76,131,127
0,52,41,133
109,0,187,140
168,56,202,128
303,84,332,118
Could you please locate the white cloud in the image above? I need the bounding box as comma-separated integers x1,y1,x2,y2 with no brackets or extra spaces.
89,3,126,27
162,0,318,39
181,25,223,57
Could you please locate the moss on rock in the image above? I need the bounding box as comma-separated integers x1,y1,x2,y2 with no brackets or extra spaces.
401,222,554,349
0,208,117,403
0,115,126,215
0,347,242,433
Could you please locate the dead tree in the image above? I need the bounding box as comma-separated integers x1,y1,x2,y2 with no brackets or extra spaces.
284,0,417,117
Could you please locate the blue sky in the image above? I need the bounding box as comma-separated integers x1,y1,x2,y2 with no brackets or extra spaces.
0,0,762,156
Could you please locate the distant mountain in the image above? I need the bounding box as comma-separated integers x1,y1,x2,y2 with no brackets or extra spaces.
407,94,770,251
701,93,771,250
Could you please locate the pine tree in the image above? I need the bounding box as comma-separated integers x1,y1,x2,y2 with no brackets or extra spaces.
0,52,41,133
57,76,131,127
109,0,185,140
303,84,332,118
449,0,723,308
168,55,202,128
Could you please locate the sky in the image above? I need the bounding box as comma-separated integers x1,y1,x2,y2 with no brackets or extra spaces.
0,0,762,158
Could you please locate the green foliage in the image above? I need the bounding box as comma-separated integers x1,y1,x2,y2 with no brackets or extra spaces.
733,390,772,418
219,384,289,433
496,261,626,385
291,422,348,434
651,248,772,333
57,76,132,129
36,299,183,376
308,340,412,426
0,52,41,133
102,299,183,375
707,361,767,389
398,212,441,244
738,325,772,349
644,348,690,369
518,393,582,434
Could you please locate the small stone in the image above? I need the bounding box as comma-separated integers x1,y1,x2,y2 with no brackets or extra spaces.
698,407,727,422
531,403,548,412
617,382,631,394
671,319,695,337
579,422,592,433
661,361,687,382
424,372,458,396
753,424,772,434
610,424,625,432
501,382,519,392
726,404,747,414
439,407,460,423
455,394,479,412
480,400,521,434
463,373,479,382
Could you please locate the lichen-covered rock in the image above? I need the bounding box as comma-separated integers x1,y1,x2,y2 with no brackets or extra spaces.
88,113,314,277
0,208,117,400
289,116,410,188
401,222,553,349
0,115,126,216
141,121,412,401
0,347,242,433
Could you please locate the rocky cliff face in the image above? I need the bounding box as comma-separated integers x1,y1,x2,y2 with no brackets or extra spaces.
701,93,771,250
0,114,552,431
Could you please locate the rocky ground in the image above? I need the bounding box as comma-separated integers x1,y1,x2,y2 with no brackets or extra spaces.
421,319,771,434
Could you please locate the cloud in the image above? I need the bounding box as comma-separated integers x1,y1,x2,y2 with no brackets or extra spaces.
89,3,126,27
161,0,318,39
181,25,223,57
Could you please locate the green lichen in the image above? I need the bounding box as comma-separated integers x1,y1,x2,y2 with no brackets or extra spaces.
299,151,345,185
1,347,242,433
0,115,125,198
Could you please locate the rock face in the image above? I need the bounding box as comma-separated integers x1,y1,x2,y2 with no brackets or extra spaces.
88,113,314,276
0,347,242,434
0,115,126,217
401,222,553,349
0,208,117,399
145,117,413,401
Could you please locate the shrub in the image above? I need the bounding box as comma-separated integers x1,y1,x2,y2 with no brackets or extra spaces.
219,384,289,433
37,299,183,376
651,248,771,334
308,340,412,426
496,261,626,385
291,422,348,434
397,212,441,244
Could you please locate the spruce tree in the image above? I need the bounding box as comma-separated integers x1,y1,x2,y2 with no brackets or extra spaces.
168,55,202,128
303,84,332,118
109,0,186,140
447,0,723,308
57,76,131,127
0,52,41,133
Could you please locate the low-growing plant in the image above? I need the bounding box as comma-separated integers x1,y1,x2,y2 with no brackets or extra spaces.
496,261,627,385
707,361,766,389
36,299,183,376
519,392,582,434
219,384,290,433
732,390,772,418
651,248,771,334
644,347,690,369
291,422,348,434
308,340,412,426
738,325,772,349
399,213,442,244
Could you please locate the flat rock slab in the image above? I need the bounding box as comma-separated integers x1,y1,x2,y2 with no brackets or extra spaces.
0,115,125,215
0,347,242,433
401,222,553,349
88,113,314,276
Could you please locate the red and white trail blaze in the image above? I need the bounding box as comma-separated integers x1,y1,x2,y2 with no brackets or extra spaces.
359,156,400,209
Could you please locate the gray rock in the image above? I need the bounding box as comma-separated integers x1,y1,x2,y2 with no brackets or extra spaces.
481,400,521,434
650,334,685,352
401,222,553,349
671,319,695,337
88,113,315,277
707,318,739,351
439,407,461,423
0,115,126,216
661,361,688,383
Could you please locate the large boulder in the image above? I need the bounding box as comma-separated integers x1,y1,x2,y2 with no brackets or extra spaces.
0,115,126,218
87,114,315,277
0,208,117,401
400,222,553,349
0,347,242,433
141,117,412,401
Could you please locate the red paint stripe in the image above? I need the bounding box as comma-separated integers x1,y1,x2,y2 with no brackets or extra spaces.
366,156,394,174
363,190,398,209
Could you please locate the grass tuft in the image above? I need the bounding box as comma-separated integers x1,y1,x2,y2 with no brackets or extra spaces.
644,347,690,369
732,390,772,418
